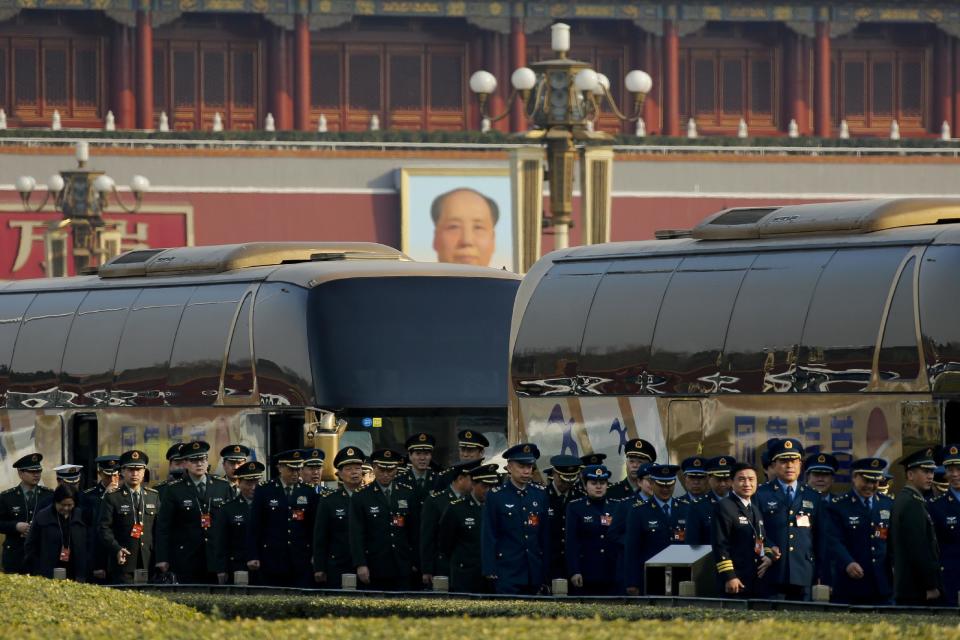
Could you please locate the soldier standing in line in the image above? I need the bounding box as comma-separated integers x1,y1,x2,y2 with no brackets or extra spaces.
933,466,950,500
420,459,478,587
680,456,709,503
219,444,250,498
712,462,773,598
457,430,489,463
349,448,419,590
212,460,264,584
546,454,582,583
929,443,960,606
824,457,893,605
891,447,942,605
685,455,736,545
755,437,821,600
0,453,52,574
155,443,187,502
301,448,328,494
313,446,365,588
402,433,437,503
607,439,656,500
246,449,316,587
438,463,499,593
155,440,233,584
481,443,550,595
98,450,159,583
565,465,620,595
624,464,687,595
804,451,839,588
81,455,120,581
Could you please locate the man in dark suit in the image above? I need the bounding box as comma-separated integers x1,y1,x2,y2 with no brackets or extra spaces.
245,449,317,587
212,460,263,584
81,455,120,581
0,453,52,574
891,447,942,605
313,446,364,588
349,448,420,590
98,450,159,583
439,463,499,593
712,462,772,598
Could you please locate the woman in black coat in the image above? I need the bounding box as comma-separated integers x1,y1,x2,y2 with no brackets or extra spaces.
24,484,90,581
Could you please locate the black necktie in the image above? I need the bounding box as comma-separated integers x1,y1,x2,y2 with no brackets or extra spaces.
197,481,206,501
133,491,142,516
786,486,794,503
285,485,292,500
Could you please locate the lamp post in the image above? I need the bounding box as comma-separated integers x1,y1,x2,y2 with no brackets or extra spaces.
470,23,652,250
16,141,149,275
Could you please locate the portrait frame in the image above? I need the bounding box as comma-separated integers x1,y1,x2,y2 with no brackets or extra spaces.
399,166,514,271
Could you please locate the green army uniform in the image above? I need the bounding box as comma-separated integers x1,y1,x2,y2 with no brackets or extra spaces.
437,495,485,592
419,485,459,578
98,451,160,585
0,483,52,574
892,483,942,604
312,486,355,587
211,494,253,580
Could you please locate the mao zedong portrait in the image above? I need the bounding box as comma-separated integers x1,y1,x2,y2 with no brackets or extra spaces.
431,187,499,267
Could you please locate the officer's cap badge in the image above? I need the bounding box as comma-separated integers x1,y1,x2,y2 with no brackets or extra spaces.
784,441,793,449
693,459,702,467
465,431,472,438
871,459,880,468
293,451,301,459
818,454,826,463
523,445,530,453
384,451,392,458
418,434,427,442
132,452,139,459
347,448,354,455
719,458,727,465
31,454,38,462
192,442,200,450
233,445,241,453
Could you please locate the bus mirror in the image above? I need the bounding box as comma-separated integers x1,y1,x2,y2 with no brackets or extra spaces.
318,412,336,432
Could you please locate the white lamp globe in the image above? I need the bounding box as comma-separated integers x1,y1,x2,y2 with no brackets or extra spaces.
15,176,36,194
574,68,599,93
593,73,610,96
93,175,115,194
130,175,150,194
469,70,497,95
625,70,653,94
510,67,537,91
46,174,65,192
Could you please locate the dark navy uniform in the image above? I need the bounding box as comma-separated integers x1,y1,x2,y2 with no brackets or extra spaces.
930,444,960,604
712,491,768,598
825,490,893,604
245,475,317,587
349,478,419,590
545,455,583,581
565,494,620,594
211,494,253,580
623,493,687,593
685,492,725,546
480,444,550,594
606,478,643,501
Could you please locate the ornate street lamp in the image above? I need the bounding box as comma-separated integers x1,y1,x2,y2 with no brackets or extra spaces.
16,141,149,275
470,23,652,250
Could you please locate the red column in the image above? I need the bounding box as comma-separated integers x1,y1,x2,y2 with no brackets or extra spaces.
814,23,831,137
662,20,680,136
485,31,507,133
788,32,806,134
953,36,960,135
294,15,310,131
936,32,952,134
270,27,292,130
509,18,527,132
641,30,661,135
136,11,153,129
112,24,135,129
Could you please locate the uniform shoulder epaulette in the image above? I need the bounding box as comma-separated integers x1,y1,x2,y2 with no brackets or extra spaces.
530,482,546,490
209,475,231,485
568,495,586,505
395,480,414,490
37,485,53,493
930,491,948,504
144,487,159,494
429,488,443,498
1,486,17,495
449,496,465,506
912,491,926,502
356,483,375,494
490,485,502,494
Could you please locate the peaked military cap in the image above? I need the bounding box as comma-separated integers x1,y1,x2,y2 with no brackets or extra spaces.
220,444,251,461
550,454,582,481
95,455,121,474
302,448,325,466
580,452,607,466
681,456,708,476
804,452,839,474
274,449,305,467
470,463,500,484
406,432,436,452
119,450,148,468
370,448,403,467
13,453,43,471
649,463,681,484
165,443,185,462
235,460,266,480
707,455,736,477
770,438,804,461
504,443,540,463
182,441,210,460
900,447,937,470
449,458,483,477
942,444,960,467
458,429,489,449
53,464,83,482
636,462,654,479
624,438,657,461
851,457,887,480
935,465,948,488
582,464,611,481
334,446,365,468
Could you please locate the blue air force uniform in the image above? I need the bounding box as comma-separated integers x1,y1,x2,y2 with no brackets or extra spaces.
929,443,960,603
564,465,620,595
623,464,687,594
480,443,550,594
684,455,736,547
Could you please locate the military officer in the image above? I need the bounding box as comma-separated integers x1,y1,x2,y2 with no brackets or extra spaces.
420,459,478,586
680,456,709,502
155,440,233,584
878,470,894,498
623,464,687,595
219,444,250,497
891,447,942,605
565,465,620,595
0,453,52,574
712,462,772,598
438,463,499,593
607,439,656,500
246,449,316,587
401,433,437,503
929,443,960,605
933,466,950,499
349,448,419,590
212,459,263,584
546,454,582,581
155,443,187,501
51,464,83,489
457,429,489,462
81,455,120,581
313,446,364,588
685,455,736,545
804,452,839,498
98,450,159,584
481,443,550,595
823,457,893,604
755,437,821,600
301,448,327,493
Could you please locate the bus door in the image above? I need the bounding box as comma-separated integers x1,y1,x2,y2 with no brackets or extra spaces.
69,413,99,487
666,399,704,463
266,411,304,477
943,400,960,444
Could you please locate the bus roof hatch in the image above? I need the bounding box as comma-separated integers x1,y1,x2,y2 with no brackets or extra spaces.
691,198,960,240
98,242,409,278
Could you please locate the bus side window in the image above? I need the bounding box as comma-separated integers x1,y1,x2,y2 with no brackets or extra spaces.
224,293,254,397
0,293,36,408
877,257,920,382
253,283,313,406
918,245,960,392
